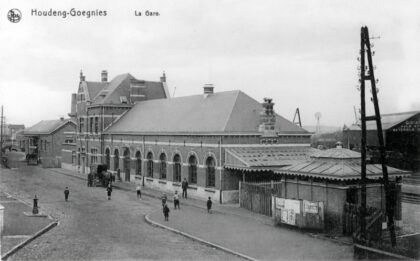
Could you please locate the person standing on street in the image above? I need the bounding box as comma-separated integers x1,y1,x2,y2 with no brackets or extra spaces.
64,187,70,201
173,191,180,209
107,184,112,200
207,197,212,213
136,184,142,199
181,178,188,199
163,203,170,221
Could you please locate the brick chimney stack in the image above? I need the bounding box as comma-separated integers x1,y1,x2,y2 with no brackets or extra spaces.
101,70,108,82
258,98,277,136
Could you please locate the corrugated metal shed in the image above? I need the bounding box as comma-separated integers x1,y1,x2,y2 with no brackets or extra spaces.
275,148,410,180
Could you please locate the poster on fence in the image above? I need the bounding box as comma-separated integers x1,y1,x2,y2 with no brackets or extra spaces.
303,200,319,214
284,199,301,214
275,197,285,209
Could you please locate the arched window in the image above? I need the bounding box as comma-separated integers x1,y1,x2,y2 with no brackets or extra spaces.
147,152,153,177
173,154,181,182
206,157,216,187
159,153,167,179
114,149,119,171
123,148,130,182
105,148,110,168
135,151,141,176
188,155,197,184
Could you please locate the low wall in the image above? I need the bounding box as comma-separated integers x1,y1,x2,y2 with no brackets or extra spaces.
144,177,221,203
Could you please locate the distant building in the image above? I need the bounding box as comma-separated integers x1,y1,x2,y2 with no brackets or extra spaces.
62,70,311,203
343,111,420,170
0,124,25,148
19,118,76,168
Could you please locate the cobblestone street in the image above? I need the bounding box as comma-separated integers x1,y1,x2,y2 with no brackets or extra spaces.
0,166,239,260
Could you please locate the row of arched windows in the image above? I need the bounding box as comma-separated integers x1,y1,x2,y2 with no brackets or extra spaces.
103,148,216,187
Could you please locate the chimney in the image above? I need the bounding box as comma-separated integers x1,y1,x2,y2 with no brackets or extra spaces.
60,117,65,121
203,84,214,95
160,71,166,82
80,70,85,82
258,98,277,136
101,70,108,82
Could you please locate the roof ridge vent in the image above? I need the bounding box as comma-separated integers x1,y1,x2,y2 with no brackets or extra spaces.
203,84,214,96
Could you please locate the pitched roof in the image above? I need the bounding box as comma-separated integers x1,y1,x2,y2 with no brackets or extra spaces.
89,74,167,105
23,119,75,135
105,90,310,134
345,111,420,131
275,148,410,180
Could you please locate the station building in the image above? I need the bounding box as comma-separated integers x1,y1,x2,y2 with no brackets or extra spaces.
62,70,312,203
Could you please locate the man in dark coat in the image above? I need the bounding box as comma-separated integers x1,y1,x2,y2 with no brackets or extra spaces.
107,184,112,200
163,203,170,221
64,187,70,201
207,197,212,213
181,178,188,199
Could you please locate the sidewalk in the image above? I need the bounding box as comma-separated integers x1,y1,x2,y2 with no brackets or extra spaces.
52,167,354,260
0,191,57,259
147,205,354,260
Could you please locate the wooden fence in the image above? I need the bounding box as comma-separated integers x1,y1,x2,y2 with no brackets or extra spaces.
239,181,282,216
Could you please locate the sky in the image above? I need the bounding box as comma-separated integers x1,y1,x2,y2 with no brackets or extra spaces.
0,0,419,128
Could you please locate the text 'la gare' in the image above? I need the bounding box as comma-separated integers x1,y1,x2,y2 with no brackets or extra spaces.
135,10,160,16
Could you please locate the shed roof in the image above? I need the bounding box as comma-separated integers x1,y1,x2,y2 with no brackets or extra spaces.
346,111,420,131
106,90,309,134
275,148,410,180
224,146,315,171
23,119,75,135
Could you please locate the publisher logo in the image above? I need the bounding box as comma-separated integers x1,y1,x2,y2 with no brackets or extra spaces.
7,9,22,23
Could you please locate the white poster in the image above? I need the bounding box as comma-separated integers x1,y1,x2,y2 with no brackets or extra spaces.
275,197,285,209
284,199,301,214
303,200,319,214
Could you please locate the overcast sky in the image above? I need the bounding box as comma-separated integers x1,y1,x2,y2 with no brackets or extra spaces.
0,0,419,128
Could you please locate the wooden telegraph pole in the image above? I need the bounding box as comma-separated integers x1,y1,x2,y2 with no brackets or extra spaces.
359,26,397,247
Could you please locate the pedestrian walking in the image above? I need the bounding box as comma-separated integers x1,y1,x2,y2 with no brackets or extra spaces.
163,203,170,221
181,178,188,199
173,191,180,209
107,184,112,200
136,184,142,199
207,197,212,213
161,193,167,207
64,187,70,201
87,172,93,187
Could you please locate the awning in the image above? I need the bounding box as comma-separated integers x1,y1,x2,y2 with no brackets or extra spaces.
224,146,314,172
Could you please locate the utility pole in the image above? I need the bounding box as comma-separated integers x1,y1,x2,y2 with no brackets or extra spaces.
359,28,367,244
0,106,3,162
359,26,396,246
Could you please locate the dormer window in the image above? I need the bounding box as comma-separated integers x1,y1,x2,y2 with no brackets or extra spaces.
120,96,128,104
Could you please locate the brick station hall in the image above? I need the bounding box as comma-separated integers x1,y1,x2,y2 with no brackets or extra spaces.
61,70,313,203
